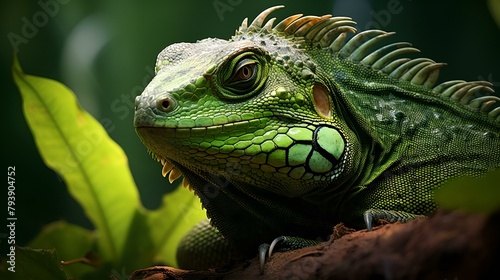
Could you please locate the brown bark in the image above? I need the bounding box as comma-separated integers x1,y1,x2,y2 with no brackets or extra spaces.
129,210,500,280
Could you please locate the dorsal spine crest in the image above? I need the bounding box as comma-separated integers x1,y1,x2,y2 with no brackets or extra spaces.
232,5,499,123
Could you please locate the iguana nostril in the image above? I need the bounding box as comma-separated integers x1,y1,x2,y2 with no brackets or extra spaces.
161,100,170,109
157,97,176,112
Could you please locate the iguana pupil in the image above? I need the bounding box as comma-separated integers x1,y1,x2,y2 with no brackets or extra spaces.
227,59,256,89
234,61,253,81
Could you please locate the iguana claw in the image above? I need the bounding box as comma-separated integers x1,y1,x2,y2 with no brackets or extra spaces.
258,236,320,274
258,243,270,274
268,236,285,259
364,211,374,231
258,236,285,274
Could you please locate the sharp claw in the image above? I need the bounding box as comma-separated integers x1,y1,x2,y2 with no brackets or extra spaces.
268,236,285,259
364,211,373,231
258,243,270,275
258,236,287,274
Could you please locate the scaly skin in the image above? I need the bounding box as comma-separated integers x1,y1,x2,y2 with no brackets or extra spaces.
134,6,500,269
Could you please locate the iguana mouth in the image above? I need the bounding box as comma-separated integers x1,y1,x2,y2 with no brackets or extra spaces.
153,154,193,190
135,117,271,138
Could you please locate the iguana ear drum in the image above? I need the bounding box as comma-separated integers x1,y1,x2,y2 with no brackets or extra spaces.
312,83,332,119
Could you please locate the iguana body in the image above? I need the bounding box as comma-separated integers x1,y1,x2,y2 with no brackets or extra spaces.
134,6,500,269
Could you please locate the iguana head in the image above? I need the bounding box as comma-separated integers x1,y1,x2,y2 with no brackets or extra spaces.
135,6,359,198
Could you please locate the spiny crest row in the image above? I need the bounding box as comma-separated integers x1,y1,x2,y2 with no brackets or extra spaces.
235,6,499,123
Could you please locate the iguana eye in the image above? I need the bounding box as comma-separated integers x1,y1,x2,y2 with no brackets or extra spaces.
218,51,268,99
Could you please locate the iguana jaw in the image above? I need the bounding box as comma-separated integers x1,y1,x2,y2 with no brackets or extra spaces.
136,117,351,200
134,125,188,186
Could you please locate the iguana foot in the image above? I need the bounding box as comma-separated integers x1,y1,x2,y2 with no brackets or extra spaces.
363,209,426,231
258,236,320,274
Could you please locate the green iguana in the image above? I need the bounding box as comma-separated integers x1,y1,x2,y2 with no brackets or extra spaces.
134,6,500,269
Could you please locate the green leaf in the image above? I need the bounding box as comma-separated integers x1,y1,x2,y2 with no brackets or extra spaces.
29,221,96,279
13,55,206,271
435,168,500,214
488,0,500,28
12,247,68,280
147,187,205,266
13,56,140,262
117,185,206,268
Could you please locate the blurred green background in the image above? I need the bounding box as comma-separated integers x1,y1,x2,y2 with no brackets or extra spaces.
1,0,499,250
